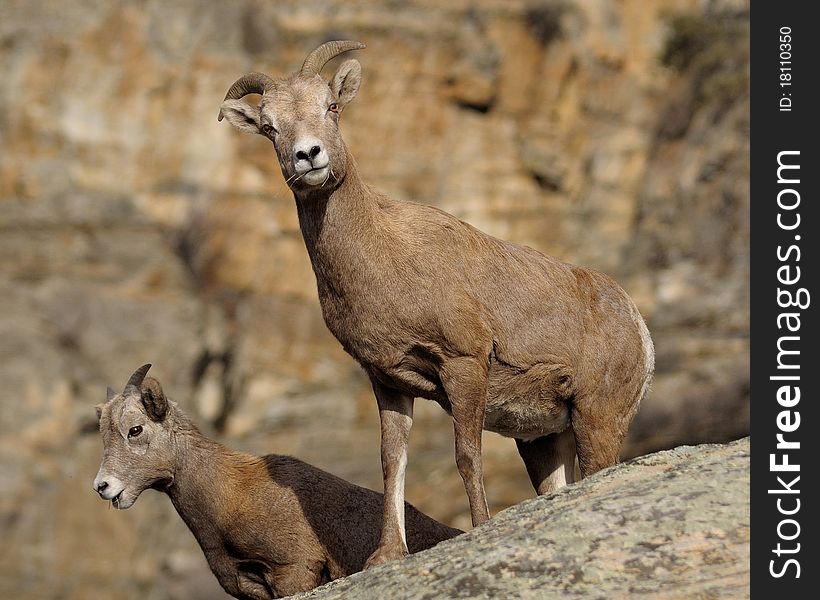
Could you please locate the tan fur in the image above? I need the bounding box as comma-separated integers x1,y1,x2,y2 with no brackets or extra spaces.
92,367,461,599
219,41,655,567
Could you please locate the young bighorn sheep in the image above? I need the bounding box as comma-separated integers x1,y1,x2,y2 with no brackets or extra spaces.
92,364,461,599
219,40,654,567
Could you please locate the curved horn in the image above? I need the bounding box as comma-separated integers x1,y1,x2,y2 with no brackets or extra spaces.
217,72,275,121
300,40,366,77
124,364,152,392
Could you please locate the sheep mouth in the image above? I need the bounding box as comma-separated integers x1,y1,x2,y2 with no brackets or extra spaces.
290,165,333,188
109,488,140,510
111,490,137,510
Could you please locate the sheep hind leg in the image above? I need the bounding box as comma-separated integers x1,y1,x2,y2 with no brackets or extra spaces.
515,427,577,495
571,399,630,479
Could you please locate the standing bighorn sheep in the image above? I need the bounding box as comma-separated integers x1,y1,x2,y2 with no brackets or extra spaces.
219,40,654,567
92,364,461,599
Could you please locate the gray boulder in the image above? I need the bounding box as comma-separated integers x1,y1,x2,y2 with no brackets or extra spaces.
294,438,750,599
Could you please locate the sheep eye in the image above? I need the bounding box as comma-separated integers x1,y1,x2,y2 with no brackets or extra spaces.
128,425,143,438
261,123,275,134
328,103,339,113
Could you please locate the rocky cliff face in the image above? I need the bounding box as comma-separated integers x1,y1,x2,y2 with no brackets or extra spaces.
295,438,750,599
0,1,748,598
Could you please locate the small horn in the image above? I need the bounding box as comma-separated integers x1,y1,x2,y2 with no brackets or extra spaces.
300,40,366,77
217,72,275,121
106,387,116,402
124,364,152,392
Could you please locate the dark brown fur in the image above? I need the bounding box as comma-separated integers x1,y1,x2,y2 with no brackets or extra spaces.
93,370,461,600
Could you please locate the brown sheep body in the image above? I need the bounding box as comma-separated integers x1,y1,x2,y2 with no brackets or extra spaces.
219,41,654,567
92,365,461,599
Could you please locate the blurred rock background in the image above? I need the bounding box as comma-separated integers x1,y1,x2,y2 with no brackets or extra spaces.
0,0,748,598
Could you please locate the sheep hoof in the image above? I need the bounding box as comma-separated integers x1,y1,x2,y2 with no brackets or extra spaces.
364,544,408,569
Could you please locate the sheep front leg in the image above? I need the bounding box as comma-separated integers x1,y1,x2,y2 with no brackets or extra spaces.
441,356,490,527
234,574,275,600
364,380,414,569
266,563,324,597
208,557,275,600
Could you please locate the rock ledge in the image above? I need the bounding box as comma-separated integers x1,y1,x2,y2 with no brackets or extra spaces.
294,438,750,599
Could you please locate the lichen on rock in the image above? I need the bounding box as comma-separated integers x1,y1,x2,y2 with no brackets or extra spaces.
294,438,750,600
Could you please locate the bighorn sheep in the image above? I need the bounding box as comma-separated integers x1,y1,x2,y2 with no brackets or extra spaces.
218,40,654,567
92,364,461,599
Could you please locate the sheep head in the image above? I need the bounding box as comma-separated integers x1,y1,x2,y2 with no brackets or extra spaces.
218,40,366,192
92,364,175,509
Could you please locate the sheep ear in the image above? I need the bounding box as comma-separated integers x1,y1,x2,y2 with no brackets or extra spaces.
330,59,361,110
140,377,168,422
97,386,116,420
220,99,262,134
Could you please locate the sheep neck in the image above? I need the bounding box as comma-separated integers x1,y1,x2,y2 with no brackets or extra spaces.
164,421,257,547
293,152,385,283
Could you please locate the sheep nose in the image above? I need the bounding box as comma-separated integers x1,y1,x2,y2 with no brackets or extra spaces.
95,481,108,495
295,145,322,161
